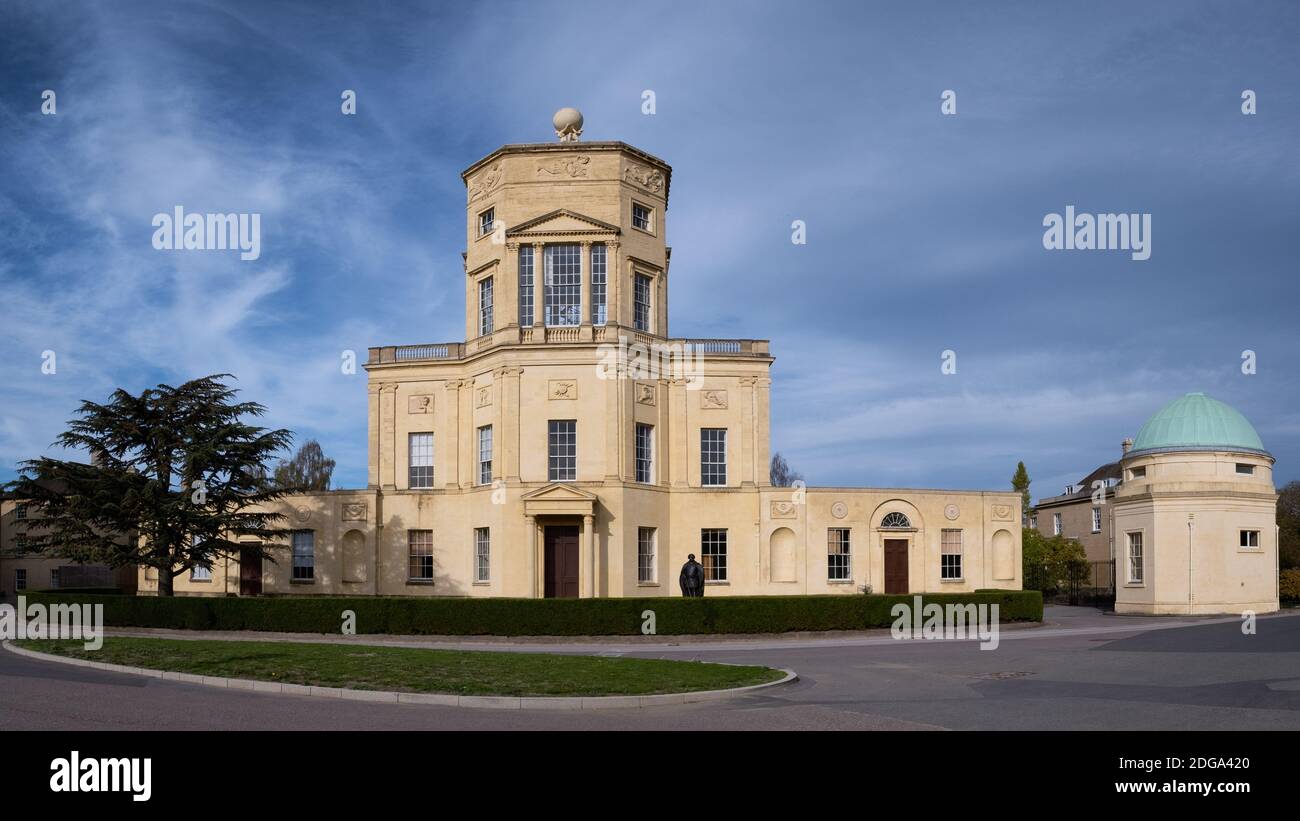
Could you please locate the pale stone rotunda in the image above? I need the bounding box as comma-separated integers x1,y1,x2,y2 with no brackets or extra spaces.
1113,393,1279,614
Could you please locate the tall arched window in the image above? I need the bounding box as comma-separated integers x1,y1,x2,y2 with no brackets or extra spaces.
880,512,912,529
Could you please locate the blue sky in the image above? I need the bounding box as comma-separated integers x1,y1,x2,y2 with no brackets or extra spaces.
1,0,1297,504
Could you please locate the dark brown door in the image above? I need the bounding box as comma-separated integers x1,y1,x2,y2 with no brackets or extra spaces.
239,545,262,596
544,526,580,598
884,539,908,594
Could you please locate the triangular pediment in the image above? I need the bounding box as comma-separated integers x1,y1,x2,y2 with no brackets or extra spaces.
520,482,599,502
521,482,598,516
508,209,621,237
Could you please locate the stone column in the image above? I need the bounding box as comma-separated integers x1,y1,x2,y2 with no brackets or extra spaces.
580,241,592,326
756,377,773,487
606,240,621,329
505,241,519,330
525,514,537,599
366,383,381,487
498,366,522,482
379,384,397,489
536,518,546,598
669,379,689,487
740,376,758,488
583,513,595,598
443,379,463,489
532,243,545,327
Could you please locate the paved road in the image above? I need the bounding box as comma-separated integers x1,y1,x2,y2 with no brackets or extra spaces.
3,606,1298,730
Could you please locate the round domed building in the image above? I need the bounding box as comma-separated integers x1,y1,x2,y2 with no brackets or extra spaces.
1112,393,1279,614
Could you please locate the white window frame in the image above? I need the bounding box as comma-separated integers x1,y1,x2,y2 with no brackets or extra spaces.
292,530,315,582
15,504,27,520
1235,463,1255,475
408,529,433,581
631,201,654,233
408,432,434,489
590,244,607,326
478,207,495,237
637,527,657,584
701,528,727,582
474,527,490,583
941,528,963,581
633,273,653,332
518,245,534,327
477,425,493,486
1091,507,1102,534
1126,531,1144,585
544,244,582,327
548,420,576,481
1239,529,1260,549
478,275,494,336
635,423,654,484
1052,512,1062,536
828,528,851,581
700,428,727,486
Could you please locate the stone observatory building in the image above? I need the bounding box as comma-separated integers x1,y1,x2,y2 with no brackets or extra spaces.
1113,392,1279,615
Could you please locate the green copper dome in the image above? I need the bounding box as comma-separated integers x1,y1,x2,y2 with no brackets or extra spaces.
1129,393,1267,457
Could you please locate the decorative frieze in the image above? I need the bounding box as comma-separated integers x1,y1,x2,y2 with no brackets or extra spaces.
770,500,799,519
701,389,728,409
549,379,578,400
537,156,590,177
468,164,503,202
624,164,665,193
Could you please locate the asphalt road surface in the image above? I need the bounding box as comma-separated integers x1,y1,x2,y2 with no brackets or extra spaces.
2,606,1298,730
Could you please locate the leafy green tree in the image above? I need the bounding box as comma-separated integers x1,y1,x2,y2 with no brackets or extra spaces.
1278,481,1300,570
1012,461,1032,519
5,375,293,596
770,452,803,487
274,439,335,491
1022,527,1088,594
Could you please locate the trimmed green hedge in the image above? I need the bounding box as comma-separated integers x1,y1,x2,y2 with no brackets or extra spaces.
21,590,1041,636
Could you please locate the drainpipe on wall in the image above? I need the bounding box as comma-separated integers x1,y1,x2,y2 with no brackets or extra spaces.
1187,514,1195,613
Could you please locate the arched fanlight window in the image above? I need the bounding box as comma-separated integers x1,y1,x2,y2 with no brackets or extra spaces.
880,512,912,529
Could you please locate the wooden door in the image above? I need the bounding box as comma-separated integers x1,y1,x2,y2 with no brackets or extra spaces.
239,545,262,596
884,538,909,594
544,526,580,598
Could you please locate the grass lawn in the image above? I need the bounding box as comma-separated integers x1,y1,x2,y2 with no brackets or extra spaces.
17,637,784,697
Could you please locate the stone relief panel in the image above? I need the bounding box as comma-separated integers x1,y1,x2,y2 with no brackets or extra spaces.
549,379,578,400
476,386,492,408
945,504,961,521
407,394,434,414
624,164,665,193
467,164,503,202
341,502,367,522
700,389,728,409
635,382,656,405
537,156,590,178
770,500,799,519
992,503,1014,521
831,501,849,520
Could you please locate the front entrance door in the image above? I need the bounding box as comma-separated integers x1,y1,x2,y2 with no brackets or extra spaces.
544,526,580,598
239,545,262,596
884,538,909,594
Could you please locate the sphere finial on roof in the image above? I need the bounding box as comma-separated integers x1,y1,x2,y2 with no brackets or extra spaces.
553,107,583,142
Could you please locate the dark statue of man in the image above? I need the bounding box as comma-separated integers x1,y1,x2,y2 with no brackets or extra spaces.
679,553,705,597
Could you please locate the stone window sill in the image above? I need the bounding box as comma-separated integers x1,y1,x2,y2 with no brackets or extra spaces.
406,579,435,586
